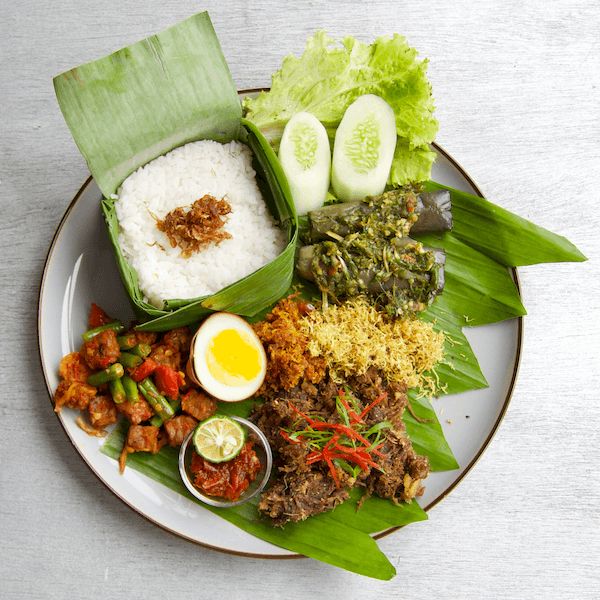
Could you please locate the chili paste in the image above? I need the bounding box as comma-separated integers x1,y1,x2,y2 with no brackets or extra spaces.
190,441,261,501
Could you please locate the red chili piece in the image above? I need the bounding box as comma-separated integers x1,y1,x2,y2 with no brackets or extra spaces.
337,389,363,425
88,303,112,328
358,392,387,421
130,358,159,382
154,365,181,400
279,430,302,444
286,391,389,489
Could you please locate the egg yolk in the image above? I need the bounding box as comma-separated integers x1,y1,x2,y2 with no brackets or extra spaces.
206,328,262,387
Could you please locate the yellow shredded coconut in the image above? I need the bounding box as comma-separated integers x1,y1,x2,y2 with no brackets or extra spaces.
302,297,445,396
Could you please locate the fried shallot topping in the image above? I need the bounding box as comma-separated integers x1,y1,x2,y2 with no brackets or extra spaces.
156,195,232,257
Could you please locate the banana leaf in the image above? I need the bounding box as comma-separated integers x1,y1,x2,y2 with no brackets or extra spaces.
102,420,427,580
418,232,526,327
54,12,298,331
426,313,488,396
425,182,587,265
405,393,459,471
99,177,586,577
54,12,241,198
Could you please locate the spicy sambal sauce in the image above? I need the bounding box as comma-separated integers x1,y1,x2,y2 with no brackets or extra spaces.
190,441,261,502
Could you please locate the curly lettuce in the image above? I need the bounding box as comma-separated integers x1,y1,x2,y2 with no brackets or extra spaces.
243,32,438,184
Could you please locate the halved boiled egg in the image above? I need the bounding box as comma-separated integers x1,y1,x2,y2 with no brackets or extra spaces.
187,312,266,402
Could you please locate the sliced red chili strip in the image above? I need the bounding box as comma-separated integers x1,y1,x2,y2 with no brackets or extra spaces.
324,434,340,450
280,430,302,444
309,422,373,447
337,389,362,424
288,401,318,426
283,392,389,485
371,447,385,458
359,392,387,420
323,454,340,488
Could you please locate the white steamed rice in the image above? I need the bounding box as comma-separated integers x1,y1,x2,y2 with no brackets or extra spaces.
114,140,287,307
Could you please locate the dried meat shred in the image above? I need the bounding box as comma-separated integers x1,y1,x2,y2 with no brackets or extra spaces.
156,195,232,257
252,367,430,525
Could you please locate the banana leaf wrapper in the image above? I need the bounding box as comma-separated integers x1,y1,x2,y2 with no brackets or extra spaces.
54,12,297,331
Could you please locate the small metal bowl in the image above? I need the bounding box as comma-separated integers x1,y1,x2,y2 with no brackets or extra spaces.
178,416,273,508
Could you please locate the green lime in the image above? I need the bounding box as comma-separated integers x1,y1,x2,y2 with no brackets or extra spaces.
192,416,245,463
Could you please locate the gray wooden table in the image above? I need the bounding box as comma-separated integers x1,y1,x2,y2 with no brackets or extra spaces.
2,1,599,598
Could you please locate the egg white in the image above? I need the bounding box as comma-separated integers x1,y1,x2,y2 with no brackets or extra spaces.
191,312,266,402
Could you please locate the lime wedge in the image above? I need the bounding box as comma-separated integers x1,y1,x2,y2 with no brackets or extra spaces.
192,416,246,463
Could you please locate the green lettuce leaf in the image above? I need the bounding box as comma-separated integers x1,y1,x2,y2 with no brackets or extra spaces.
243,31,438,183
389,140,437,186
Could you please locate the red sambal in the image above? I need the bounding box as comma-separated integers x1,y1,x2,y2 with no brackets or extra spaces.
190,442,261,501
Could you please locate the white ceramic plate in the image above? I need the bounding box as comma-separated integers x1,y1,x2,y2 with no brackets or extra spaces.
38,96,522,557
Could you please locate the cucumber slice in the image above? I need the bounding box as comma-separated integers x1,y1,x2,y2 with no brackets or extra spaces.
278,111,331,215
331,95,397,202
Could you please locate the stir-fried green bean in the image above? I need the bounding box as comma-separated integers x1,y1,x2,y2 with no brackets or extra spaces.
117,334,137,350
150,398,181,427
139,378,175,421
121,375,139,404
109,378,126,404
130,343,151,358
87,363,124,386
82,322,124,342
118,352,142,369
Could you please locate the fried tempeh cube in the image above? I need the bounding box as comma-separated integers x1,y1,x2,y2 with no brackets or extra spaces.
54,381,96,412
88,395,118,429
181,389,217,421
164,415,197,447
116,398,153,425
